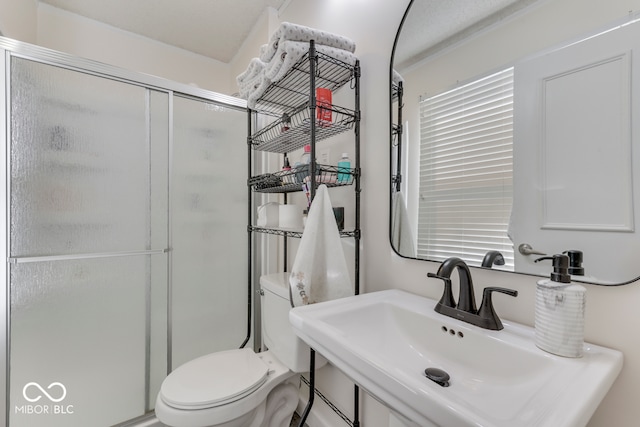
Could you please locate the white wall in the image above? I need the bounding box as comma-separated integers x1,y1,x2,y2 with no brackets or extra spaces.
0,0,37,42
36,3,232,93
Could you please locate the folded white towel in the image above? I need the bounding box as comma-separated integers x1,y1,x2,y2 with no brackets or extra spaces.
265,40,358,83
258,44,270,62
236,58,266,86
289,185,352,306
392,69,404,86
238,70,267,99
246,75,272,109
262,22,356,62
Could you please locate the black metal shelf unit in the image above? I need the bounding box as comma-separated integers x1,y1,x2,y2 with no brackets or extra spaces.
252,50,357,117
392,81,403,192
246,40,361,427
249,164,355,193
250,103,357,153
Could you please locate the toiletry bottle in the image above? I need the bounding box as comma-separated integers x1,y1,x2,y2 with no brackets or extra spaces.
533,254,586,358
563,249,585,276
299,145,311,164
283,155,291,170
295,145,311,183
281,113,291,133
337,153,351,183
282,155,292,184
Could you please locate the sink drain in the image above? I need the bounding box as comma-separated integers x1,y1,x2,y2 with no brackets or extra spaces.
424,367,450,387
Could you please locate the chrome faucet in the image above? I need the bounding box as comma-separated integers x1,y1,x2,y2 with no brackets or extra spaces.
428,257,518,330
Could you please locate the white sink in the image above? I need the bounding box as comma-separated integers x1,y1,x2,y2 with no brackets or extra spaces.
289,289,623,427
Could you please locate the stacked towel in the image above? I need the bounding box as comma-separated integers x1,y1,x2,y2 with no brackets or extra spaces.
392,69,404,86
236,22,357,109
260,21,356,63
236,58,267,99
265,40,357,83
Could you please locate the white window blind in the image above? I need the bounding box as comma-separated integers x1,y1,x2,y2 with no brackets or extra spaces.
418,67,514,268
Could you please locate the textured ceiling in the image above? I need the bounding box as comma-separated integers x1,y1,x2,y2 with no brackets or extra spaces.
38,0,288,63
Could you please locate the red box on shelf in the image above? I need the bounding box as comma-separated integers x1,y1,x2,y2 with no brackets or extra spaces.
316,87,333,126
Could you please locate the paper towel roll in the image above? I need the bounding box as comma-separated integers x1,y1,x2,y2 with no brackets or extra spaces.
534,280,586,358
278,205,302,228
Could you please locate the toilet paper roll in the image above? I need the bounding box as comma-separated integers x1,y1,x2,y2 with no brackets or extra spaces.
278,205,302,229
257,202,280,227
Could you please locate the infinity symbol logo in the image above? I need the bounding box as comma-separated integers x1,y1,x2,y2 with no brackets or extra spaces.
23,382,67,403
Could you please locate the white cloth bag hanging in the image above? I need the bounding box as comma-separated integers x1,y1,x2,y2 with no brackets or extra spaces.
289,185,352,306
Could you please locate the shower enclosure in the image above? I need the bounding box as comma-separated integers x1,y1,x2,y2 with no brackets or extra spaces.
1,39,249,426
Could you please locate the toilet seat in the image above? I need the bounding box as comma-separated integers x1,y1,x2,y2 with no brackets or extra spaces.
160,348,270,410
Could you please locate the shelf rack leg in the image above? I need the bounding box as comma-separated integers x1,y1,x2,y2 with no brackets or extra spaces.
353,57,362,427
241,108,254,350
297,349,316,427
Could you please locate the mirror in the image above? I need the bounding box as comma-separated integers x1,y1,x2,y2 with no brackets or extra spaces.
390,0,640,285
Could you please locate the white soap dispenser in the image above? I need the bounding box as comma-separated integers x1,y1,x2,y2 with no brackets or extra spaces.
533,254,586,358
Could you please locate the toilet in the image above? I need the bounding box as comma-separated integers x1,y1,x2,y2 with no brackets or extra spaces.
155,273,326,427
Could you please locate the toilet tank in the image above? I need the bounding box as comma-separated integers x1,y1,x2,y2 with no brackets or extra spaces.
260,273,327,373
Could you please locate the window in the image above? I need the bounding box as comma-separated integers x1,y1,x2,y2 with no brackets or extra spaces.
418,67,514,268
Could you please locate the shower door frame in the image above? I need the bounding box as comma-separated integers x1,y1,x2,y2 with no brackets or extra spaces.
0,36,249,426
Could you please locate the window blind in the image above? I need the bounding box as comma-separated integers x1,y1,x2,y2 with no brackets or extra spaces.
418,67,514,268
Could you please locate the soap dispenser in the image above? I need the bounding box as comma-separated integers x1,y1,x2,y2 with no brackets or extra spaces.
534,254,586,358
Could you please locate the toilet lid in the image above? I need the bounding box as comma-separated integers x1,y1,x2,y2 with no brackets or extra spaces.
160,348,270,410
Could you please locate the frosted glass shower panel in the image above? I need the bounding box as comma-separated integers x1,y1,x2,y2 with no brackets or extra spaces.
9,254,168,427
148,90,170,250
9,57,168,256
171,96,248,367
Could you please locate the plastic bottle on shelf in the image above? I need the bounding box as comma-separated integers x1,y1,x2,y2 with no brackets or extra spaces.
282,155,291,171
295,144,312,183
282,155,293,184
337,152,351,183
299,145,311,164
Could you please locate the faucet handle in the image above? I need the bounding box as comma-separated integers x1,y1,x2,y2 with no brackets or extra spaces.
477,287,518,331
427,273,456,308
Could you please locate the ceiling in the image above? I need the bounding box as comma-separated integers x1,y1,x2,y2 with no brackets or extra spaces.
394,0,539,70
38,0,289,63
37,0,541,68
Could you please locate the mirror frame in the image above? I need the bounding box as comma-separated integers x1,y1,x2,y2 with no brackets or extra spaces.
388,0,638,286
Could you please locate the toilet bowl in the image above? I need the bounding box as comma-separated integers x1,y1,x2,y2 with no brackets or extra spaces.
155,349,298,427
155,273,326,427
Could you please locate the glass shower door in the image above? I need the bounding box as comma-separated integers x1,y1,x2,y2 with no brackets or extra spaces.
171,95,248,369
8,57,169,427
